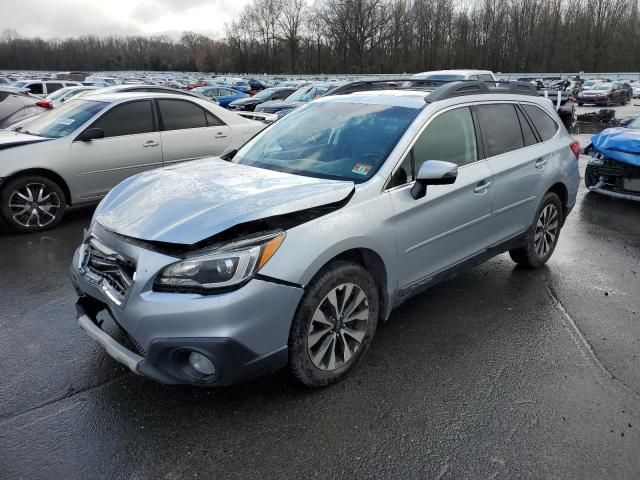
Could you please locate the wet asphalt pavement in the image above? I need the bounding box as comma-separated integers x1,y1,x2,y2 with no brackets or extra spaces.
1,152,639,479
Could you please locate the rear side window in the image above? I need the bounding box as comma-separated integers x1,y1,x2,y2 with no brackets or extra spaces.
412,106,478,169
479,74,494,81
475,104,524,157
159,99,220,130
522,104,559,141
92,100,155,138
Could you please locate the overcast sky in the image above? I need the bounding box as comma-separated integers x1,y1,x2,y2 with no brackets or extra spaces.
0,0,253,40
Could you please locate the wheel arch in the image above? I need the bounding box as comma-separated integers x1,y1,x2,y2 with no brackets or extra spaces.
546,182,569,223
1,168,72,206
306,247,390,322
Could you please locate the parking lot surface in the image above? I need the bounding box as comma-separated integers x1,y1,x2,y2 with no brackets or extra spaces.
1,153,639,479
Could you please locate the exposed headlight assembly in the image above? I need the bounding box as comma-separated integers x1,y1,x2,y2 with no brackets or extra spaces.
155,231,285,293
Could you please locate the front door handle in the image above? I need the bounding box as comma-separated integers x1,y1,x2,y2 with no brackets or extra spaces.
143,141,160,147
535,158,548,169
474,180,492,194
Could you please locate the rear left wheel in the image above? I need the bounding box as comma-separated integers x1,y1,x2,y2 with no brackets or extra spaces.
0,176,67,232
509,193,563,268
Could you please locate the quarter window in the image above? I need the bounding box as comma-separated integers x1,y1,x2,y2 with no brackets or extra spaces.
522,104,559,141
91,100,155,138
475,104,524,157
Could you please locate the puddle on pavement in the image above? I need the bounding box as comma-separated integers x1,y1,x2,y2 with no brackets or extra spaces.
569,122,619,135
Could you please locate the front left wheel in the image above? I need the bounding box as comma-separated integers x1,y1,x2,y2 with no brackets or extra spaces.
0,176,67,232
288,261,379,387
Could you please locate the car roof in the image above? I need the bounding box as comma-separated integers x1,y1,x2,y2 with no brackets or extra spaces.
412,69,494,78
79,92,203,103
317,89,428,109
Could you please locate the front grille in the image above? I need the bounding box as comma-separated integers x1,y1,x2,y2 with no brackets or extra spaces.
81,237,136,306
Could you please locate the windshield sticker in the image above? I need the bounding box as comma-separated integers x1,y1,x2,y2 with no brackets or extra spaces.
352,163,372,176
55,118,75,126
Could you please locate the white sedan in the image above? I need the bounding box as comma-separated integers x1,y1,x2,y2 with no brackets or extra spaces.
0,92,267,231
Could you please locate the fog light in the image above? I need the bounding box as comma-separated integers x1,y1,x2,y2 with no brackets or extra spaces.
188,352,216,376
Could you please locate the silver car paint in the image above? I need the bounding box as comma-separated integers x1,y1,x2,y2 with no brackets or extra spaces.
0,92,266,204
72,90,580,375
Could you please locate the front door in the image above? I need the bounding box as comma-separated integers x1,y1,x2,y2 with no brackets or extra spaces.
70,100,162,200
388,106,494,296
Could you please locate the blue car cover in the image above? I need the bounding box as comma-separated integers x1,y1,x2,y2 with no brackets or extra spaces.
590,128,640,167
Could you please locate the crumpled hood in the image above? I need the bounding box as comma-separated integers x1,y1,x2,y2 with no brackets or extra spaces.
0,130,51,149
95,158,354,245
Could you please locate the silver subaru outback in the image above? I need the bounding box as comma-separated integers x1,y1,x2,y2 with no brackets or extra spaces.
71,81,580,387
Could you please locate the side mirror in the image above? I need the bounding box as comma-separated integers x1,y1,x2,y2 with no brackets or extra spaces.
410,160,458,200
78,128,104,142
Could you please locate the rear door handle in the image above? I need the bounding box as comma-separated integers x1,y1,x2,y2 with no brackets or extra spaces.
143,141,160,147
474,180,492,194
535,158,548,169
215,132,228,139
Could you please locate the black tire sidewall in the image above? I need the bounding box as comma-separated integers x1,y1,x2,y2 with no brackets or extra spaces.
527,193,563,267
0,176,67,232
288,261,379,387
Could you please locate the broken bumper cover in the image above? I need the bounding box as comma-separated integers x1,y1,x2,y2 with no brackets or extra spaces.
74,293,296,385
586,157,640,201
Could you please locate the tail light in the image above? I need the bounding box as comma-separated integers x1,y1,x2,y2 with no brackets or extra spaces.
36,100,53,110
569,140,581,160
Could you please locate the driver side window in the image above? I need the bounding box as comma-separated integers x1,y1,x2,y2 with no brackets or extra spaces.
389,107,477,188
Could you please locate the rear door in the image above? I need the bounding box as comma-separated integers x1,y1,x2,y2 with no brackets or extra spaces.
478,103,557,246
388,106,494,295
69,100,162,200
157,98,232,165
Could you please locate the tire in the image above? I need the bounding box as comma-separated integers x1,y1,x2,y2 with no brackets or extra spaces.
585,164,599,189
0,175,67,232
288,261,379,387
578,102,583,106
509,192,563,269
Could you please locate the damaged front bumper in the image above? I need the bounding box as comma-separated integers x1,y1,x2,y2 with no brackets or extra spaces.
586,157,640,201
70,223,305,385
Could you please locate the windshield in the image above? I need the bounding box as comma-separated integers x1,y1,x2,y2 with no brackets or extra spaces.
46,88,72,101
592,84,611,91
233,102,419,183
628,117,640,129
254,88,278,100
16,99,107,139
286,85,330,102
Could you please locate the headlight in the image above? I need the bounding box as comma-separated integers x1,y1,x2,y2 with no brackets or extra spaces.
155,231,285,293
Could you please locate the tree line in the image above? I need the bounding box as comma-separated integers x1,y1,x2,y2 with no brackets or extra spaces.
1,0,639,74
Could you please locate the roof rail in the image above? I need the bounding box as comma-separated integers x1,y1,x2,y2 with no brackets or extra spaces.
325,77,450,96
425,80,539,103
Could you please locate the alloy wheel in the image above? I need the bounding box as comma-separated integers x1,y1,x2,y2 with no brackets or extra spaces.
307,283,369,371
8,183,61,228
534,204,559,258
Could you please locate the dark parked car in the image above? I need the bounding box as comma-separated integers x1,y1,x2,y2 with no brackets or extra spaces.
229,87,297,112
254,83,332,117
248,79,267,93
577,82,628,106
